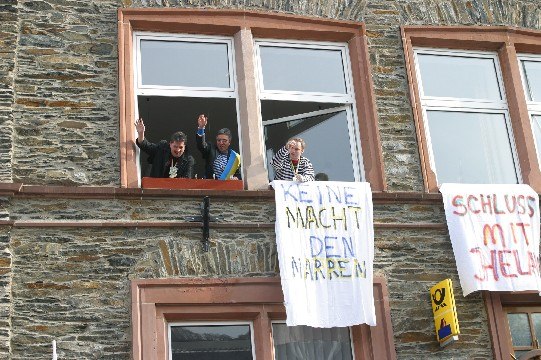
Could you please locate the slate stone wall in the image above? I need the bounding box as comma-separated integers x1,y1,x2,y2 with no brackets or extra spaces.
7,0,541,189
2,0,541,359
0,196,488,359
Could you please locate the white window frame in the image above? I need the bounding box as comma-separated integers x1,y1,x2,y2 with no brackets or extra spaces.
134,32,237,97
518,54,541,167
254,39,355,103
413,47,522,185
255,39,364,182
132,32,241,186
270,320,356,360
168,321,256,360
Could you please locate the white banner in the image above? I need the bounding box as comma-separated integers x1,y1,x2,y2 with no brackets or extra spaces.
273,180,375,327
440,183,541,296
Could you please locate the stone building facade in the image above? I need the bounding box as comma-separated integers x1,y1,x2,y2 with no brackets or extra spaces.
1,0,541,359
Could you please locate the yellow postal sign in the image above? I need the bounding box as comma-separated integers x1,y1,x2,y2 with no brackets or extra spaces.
430,279,460,344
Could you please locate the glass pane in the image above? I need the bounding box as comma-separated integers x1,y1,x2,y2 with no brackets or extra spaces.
507,313,532,347
532,313,541,345
272,323,352,360
259,46,347,94
417,53,502,100
170,325,252,360
427,111,518,184
533,115,541,165
140,40,230,88
514,350,530,358
522,60,541,101
261,100,339,120
265,110,355,182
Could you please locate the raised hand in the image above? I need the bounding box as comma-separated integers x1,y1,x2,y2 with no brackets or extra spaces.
135,118,145,141
197,114,208,129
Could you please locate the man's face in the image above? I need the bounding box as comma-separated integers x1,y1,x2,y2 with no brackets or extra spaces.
169,140,185,158
288,141,303,161
216,134,231,153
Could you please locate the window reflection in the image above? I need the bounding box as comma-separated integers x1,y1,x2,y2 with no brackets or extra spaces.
272,323,352,360
140,40,230,88
426,110,518,184
417,53,502,100
521,60,541,102
170,324,253,360
508,313,532,347
259,46,347,94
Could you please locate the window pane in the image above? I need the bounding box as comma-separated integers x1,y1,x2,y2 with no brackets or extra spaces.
507,313,532,347
426,111,518,184
417,53,502,100
272,323,352,360
259,46,347,94
532,313,541,345
533,115,541,164
170,325,252,360
522,60,541,101
140,40,230,88
265,109,355,182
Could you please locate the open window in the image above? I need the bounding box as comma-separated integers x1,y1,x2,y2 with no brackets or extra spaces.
256,40,363,182
133,33,240,183
119,9,385,190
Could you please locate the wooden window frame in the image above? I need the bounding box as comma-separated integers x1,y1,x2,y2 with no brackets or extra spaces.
485,291,541,360
504,305,541,355
402,26,541,193
131,277,396,360
118,8,385,191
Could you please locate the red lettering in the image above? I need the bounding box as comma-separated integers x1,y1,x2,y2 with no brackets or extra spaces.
493,194,506,214
498,250,517,278
480,195,493,214
504,195,517,213
452,195,466,216
515,223,531,246
527,196,537,218
470,248,487,281
467,195,480,214
529,251,540,277
483,224,505,247
470,248,499,281
513,250,531,276
517,195,526,215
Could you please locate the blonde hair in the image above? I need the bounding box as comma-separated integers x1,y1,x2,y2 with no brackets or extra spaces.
287,137,306,150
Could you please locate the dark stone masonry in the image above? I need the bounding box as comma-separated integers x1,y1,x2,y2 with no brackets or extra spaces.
1,0,541,359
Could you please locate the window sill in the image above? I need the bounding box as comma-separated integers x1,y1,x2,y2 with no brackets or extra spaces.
0,182,450,203
141,177,244,190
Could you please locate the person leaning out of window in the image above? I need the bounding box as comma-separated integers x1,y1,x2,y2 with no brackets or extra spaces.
196,114,241,180
271,138,315,182
135,118,195,178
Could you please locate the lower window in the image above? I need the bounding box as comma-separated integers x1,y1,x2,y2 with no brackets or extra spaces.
132,277,396,360
167,321,355,360
272,322,353,360
505,306,541,359
169,322,254,360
